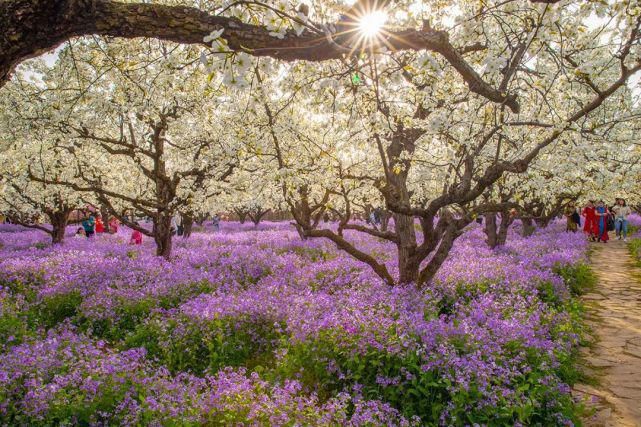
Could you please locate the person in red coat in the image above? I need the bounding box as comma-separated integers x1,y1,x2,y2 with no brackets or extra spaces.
129,222,143,245
582,201,598,241
95,214,105,233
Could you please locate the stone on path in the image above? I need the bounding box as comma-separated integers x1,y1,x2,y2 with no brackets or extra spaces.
573,236,641,427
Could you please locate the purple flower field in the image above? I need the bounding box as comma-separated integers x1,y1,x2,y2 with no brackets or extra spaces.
0,220,594,425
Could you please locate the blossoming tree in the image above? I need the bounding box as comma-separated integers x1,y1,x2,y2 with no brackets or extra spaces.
5,39,242,257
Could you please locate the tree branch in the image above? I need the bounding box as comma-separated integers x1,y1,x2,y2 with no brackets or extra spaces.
1,0,518,111
305,228,395,285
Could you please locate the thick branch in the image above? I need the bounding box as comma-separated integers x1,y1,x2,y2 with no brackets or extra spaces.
1,0,517,111
305,228,395,285
342,223,399,243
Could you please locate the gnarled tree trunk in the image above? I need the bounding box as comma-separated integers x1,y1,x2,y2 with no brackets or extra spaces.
153,214,173,259
395,213,419,284
484,211,513,249
234,208,248,224
249,208,270,226
484,212,499,249
380,210,392,232
497,212,512,246
49,210,70,244
100,205,110,233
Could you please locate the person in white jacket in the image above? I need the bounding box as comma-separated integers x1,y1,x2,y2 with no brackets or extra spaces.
612,198,632,241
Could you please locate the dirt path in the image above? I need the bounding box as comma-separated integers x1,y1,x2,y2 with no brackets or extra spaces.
573,237,641,426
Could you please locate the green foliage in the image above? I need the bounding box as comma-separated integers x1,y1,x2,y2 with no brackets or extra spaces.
28,291,82,329
0,295,29,350
272,330,582,425
81,298,156,341
550,263,594,382
0,313,27,349
436,281,491,316
628,238,641,264
554,263,596,296
124,314,279,375
1,278,41,303
44,379,137,426
537,281,559,305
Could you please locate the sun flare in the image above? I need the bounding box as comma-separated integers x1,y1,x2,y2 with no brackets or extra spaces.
358,11,388,38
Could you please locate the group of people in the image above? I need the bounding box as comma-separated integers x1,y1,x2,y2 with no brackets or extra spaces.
565,198,632,242
76,212,224,246
75,213,144,245
75,213,120,238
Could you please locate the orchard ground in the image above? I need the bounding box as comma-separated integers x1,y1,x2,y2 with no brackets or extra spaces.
2,216,632,426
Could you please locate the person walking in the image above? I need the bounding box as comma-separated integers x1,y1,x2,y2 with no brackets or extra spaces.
612,198,632,242
82,214,96,238
582,201,598,241
564,202,579,232
170,214,178,236
368,210,376,226
212,213,221,232
595,200,610,243
129,223,143,245
373,208,382,226
95,214,105,234
174,213,184,236
610,198,621,238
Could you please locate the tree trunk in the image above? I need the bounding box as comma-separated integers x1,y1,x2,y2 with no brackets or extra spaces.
484,212,499,249
249,209,269,226
521,217,536,237
395,213,419,284
380,210,391,232
49,210,69,245
182,214,194,238
497,212,512,246
292,222,307,241
417,229,458,285
485,212,512,248
153,215,173,259
238,213,247,224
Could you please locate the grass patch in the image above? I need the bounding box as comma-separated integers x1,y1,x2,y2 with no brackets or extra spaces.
28,291,82,330
554,263,597,296
628,237,641,266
